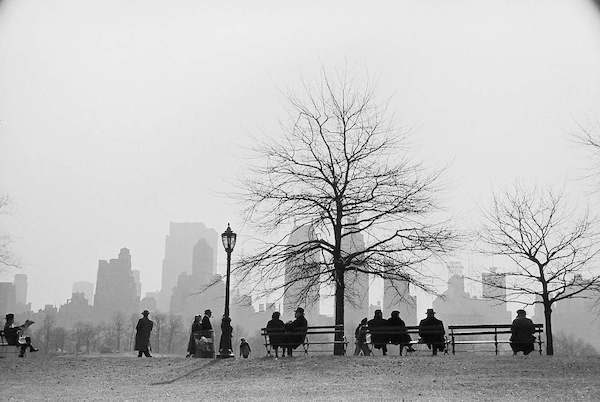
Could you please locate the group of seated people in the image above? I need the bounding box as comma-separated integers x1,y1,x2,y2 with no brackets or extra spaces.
356,308,446,356
265,307,308,357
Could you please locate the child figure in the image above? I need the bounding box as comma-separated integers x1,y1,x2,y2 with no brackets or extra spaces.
239,337,251,359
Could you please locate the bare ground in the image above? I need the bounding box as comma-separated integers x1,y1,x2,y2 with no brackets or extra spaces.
1,352,599,401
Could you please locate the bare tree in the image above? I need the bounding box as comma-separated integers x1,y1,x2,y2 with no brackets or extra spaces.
480,186,600,355
152,312,166,354
165,314,183,354
113,312,126,352
237,72,455,355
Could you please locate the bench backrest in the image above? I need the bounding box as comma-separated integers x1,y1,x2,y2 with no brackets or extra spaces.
261,325,344,336
448,324,543,336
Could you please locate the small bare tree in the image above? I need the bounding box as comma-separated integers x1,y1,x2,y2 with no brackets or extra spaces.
165,314,183,354
0,195,18,269
152,312,166,354
113,312,126,352
480,186,600,355
237,72,455,355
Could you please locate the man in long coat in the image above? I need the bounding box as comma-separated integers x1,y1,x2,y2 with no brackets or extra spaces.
283,307,308,357
418,308,446,355
368,309,389,355
510,309,536,355
134,310,154,357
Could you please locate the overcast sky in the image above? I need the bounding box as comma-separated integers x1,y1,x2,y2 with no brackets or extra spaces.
1,0,600,311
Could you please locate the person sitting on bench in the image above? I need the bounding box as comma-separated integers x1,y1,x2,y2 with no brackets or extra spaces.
368,309,388,356
283,307,307,357
266,311,285,358
510,309,535,356
3,313,38,357
387,310,415,355
419,309,445,355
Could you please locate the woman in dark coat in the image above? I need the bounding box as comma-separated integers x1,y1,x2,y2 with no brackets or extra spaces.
134,310,154,357
283,307,308,357
186,315,202,357
266,311,285,357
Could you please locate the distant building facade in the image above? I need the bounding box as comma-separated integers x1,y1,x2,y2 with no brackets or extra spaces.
93,248,139,322
383,279,417,325
283,223,320,318
0,281,16,316
342,220,370,336
159,222,218,310
57,292,94,328
72,281,94,306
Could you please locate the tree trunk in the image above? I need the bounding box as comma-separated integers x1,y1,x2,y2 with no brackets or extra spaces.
543,303,553,355
333,263,345,356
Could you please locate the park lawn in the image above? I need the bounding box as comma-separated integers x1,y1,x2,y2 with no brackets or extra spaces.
1,353,599,401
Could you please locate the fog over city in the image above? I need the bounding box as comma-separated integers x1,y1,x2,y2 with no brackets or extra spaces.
1,0,600,314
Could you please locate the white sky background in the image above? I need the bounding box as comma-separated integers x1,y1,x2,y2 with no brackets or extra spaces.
1,0,600,311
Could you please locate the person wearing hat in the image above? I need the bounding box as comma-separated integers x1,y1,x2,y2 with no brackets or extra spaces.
283,307,308,357
134,310,154,357
418,308,446,355
510,309,536,355
368,309,389,355
3,313,37,357
201,309,213,331
266,311,285,358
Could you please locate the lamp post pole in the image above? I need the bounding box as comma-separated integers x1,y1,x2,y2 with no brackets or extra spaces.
218,223,236,359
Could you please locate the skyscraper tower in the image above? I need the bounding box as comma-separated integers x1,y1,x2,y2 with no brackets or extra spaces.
342,219,370,334
283,223,320,317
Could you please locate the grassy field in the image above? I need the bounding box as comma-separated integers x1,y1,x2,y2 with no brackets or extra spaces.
1,352,599,401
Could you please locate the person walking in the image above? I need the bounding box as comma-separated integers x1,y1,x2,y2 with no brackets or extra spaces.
353,318,371,356
134,310,154,357
239,337,251,359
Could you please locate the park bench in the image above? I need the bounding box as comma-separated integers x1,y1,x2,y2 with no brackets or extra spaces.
260,325,347,356
0,330,20,358
448,324,544,355
364,326,450,355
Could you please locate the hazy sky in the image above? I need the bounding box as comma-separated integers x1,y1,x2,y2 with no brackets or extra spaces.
1,0,600,311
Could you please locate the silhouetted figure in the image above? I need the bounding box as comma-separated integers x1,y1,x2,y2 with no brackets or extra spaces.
368,309,388,355
510,309,536,356
219,315,233,356
353,317,371,356
134,310,153,357
387,310,415,355
3,313,37,357
239,337,251,359
186,315,202,357
266,311,285,358
201,309,213,331
418,309,446,355
283,307,308,357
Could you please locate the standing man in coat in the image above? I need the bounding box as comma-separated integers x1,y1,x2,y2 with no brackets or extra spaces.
510,309,536,355
418,309,446,355
134,310,154,357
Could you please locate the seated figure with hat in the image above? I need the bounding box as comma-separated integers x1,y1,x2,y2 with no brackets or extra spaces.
510,309,536,355
418,308,446,355
3,313,37,357
283,307,308,357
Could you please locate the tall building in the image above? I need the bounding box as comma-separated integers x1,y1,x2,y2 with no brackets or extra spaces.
132,270,141,299
342,219,370,336
13,274,27,313
482,268,506,300
383,279,417,325
72,281,94,305
159,222,218,310
93,248,139,322
0,282,16,316
283,223,320,318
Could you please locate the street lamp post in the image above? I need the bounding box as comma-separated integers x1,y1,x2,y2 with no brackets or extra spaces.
217,223,236,359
